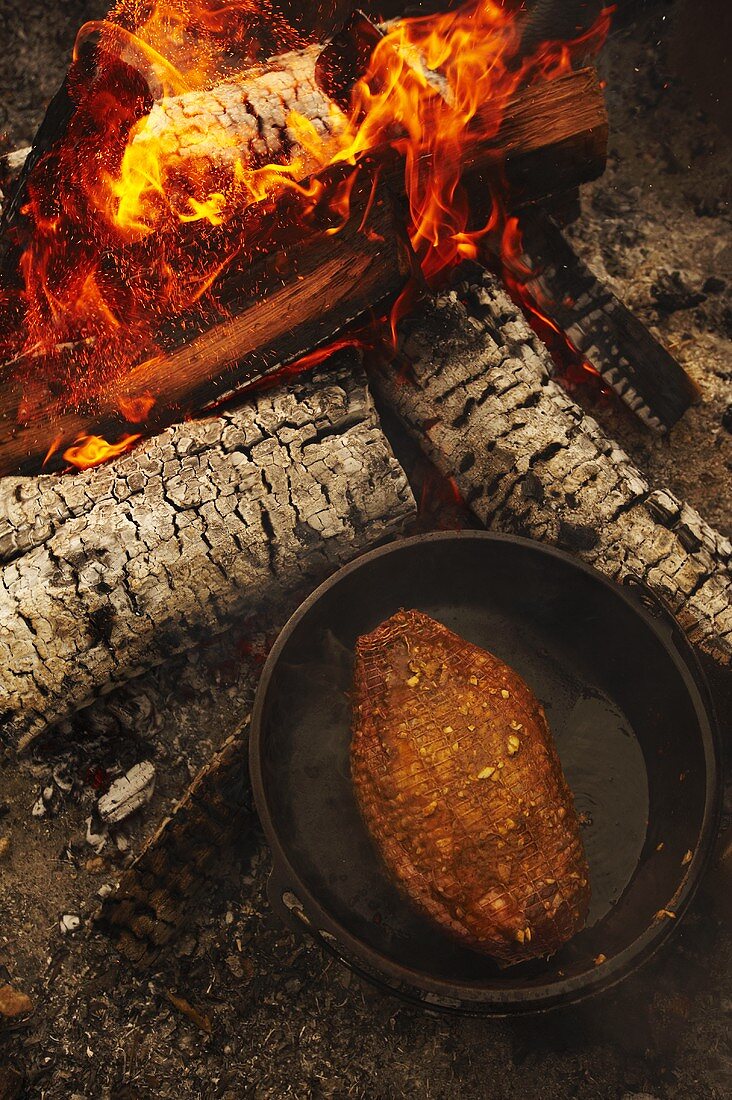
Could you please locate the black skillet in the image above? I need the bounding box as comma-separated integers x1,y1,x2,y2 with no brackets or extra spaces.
250,532,721,1014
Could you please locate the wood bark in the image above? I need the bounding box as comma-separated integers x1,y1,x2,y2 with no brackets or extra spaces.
371,270,732,665
0,64,606,478
0,354,416,749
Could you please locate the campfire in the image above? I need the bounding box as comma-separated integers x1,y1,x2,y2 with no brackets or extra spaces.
0,0,730,1080
0,0,615,475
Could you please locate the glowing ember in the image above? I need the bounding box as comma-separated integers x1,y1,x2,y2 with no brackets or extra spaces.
0,0,611,465
499,213,609,392
117,393,156,421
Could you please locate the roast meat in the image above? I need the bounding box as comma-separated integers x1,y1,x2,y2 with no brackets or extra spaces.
351,609,590,964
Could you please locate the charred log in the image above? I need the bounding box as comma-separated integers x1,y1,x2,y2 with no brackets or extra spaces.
371,270,732,665
509,207,698,431
0,65,606,479
0,355,416,749
96,727,255,969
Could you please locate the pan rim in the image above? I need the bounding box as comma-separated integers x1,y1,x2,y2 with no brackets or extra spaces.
249,530,722,1013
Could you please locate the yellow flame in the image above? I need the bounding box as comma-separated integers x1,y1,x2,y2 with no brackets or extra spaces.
99,0,542,281
62,433,141,469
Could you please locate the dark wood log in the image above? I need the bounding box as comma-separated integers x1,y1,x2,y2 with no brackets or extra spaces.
465,67,607,206
505,207,699,431
0,65,606,479
371,269,732,665
0,355,416,749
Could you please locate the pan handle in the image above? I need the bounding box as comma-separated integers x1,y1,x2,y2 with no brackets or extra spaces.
266,864,466,1010
265,865,391,987
621,573,682,631
267,865,468,1011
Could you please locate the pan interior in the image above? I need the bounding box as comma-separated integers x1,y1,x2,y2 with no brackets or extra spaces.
258,536,709,993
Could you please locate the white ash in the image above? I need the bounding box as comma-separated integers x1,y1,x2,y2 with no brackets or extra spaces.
85,816,107,854
97,761,156,825
52,764,73,792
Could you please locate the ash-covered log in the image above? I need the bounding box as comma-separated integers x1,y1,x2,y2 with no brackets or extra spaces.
372,271,732,664
0,354,416,750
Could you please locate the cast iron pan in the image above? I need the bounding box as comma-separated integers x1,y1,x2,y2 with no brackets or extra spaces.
250,532,721,1014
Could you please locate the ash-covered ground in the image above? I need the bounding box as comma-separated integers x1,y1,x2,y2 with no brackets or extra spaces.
0,2,730,1098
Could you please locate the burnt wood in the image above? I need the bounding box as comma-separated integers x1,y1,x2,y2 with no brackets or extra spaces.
510,207,698,431
371,270,732,665
0,66,607,478
0,357,416,749
96,728,255,969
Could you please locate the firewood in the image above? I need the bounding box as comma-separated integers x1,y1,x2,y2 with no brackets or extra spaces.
0,147,29,227
464,66,607,205
124,50,605,209
0,354,416,749
127,44,334,178
0,188,411,478
508,207,698,431
371,270,732,665
0,65,606,479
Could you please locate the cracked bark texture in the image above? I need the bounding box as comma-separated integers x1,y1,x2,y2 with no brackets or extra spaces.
0,356,416,749
132,44,339,178
372,271,732,665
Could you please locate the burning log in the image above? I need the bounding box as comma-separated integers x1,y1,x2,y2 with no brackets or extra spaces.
0,355,416,749
0,188,411,477
0,62,607,478
126,44,333,178
509,207,699,431
372,270,732,665
121,53,606,213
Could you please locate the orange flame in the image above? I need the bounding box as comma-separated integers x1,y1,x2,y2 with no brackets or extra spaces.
62,432,141,469
1,0,611,468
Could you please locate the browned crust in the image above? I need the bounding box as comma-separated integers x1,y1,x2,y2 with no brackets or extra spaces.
351,609,590,965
